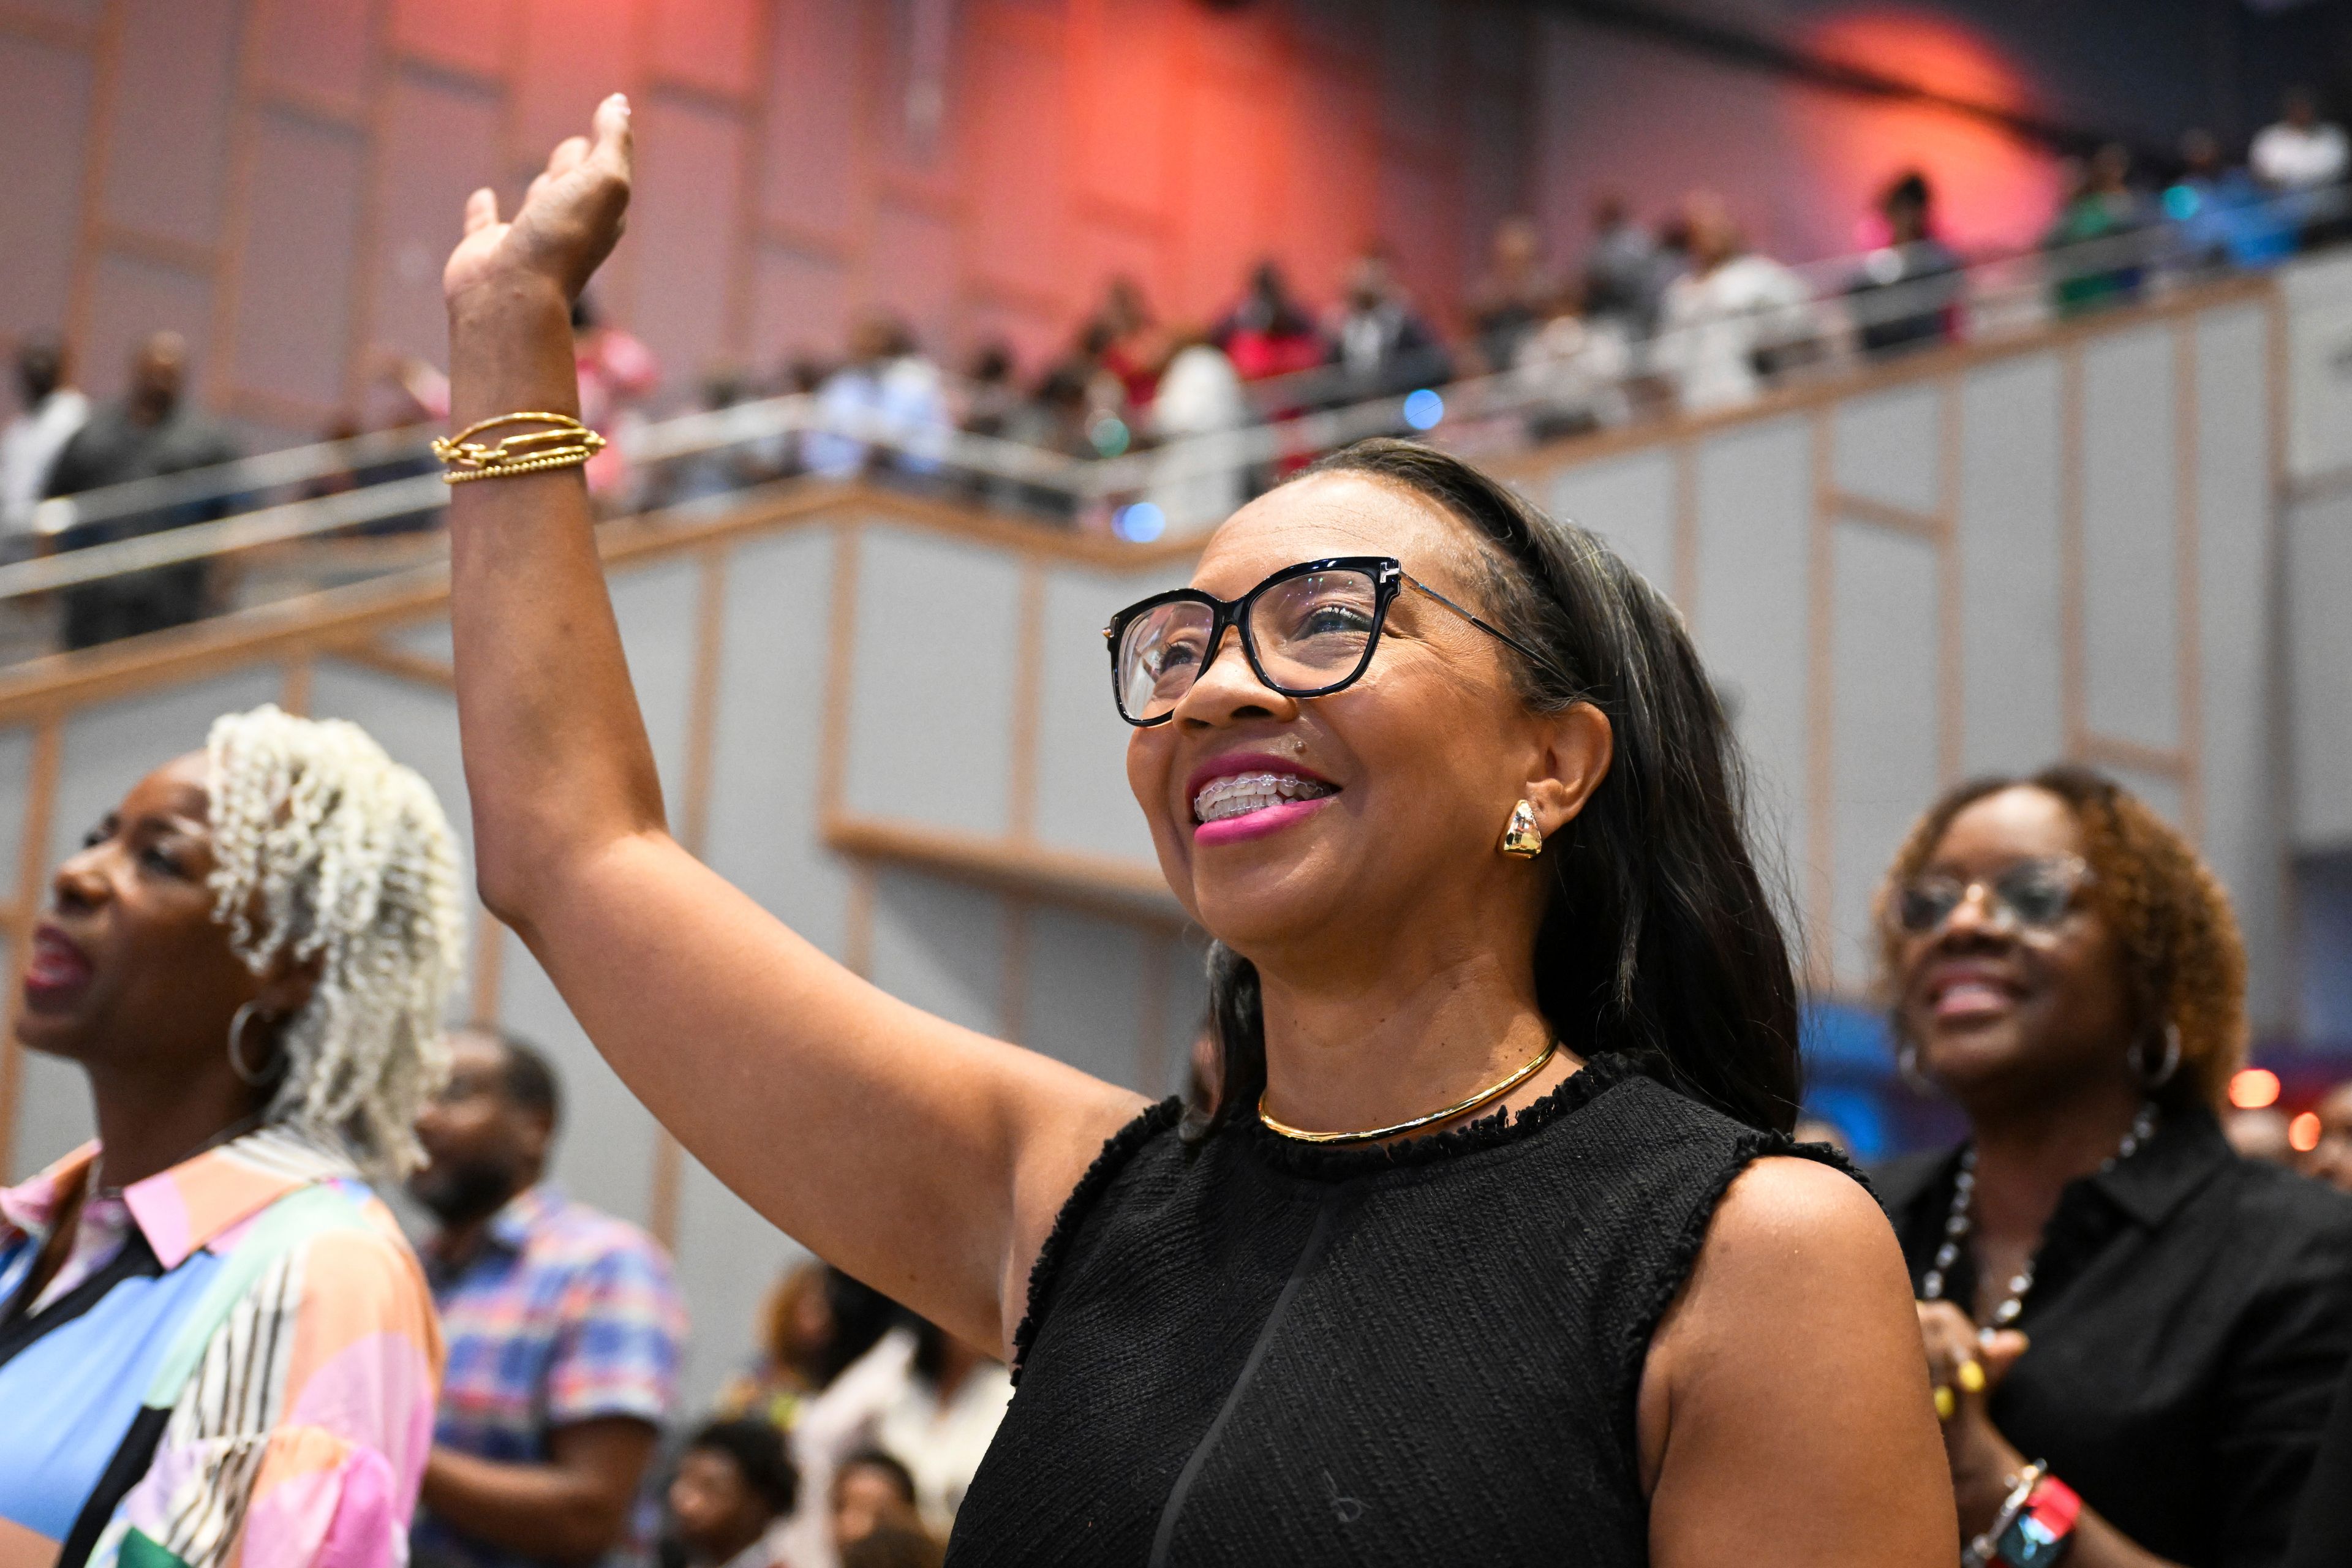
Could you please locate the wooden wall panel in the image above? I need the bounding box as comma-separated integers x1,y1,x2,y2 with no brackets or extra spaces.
1069,0,1175,224
1833,383,1942,517
868,867,1009,1036
0,34,94,358
227,110,368,415
843,527,1022,839
1692,419,1813,818
1956,355,2065,775
2079,324,2181,753
750,243,853,363
627,92,750,385
365,69,503,365
99,0,241,251
1826,523,1942,988
1547,449,1677,596
1170,73,1283,320
389,0,516,80
967,21,1071,308
867,199,960,342
705,530,854,959
1022,905,1147,1082
2290,489,2352,848
80,252,215,400
253,0,374,118
513,0,639,178
1033,564,1183,864
756,0,862,243
650,0,760,102
2195,306,2280,1017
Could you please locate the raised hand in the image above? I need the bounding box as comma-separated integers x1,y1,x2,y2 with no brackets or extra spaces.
445,94,634,314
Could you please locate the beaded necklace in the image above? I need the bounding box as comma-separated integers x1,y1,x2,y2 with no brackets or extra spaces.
1922,1101,2158,1327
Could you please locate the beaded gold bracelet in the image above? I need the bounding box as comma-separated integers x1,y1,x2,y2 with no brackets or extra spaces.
432,411,608,483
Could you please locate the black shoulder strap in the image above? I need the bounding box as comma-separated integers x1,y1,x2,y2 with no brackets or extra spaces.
0,1227,162,1370
58,1405,170,1568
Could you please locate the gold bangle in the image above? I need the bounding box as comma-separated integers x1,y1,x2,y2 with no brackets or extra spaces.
432,411,607,482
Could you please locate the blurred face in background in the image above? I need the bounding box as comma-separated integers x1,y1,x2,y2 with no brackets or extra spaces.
668,1447,772,1564
832,1459,920,1548
410,1031,548,1224
1891,786,2137,1117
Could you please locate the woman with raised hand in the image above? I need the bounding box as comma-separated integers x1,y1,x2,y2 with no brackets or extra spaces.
0,706,466,1566
440,99,1951,1564
1875,769,2352,1567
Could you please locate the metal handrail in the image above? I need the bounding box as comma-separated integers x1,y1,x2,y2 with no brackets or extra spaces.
11,178,2339,604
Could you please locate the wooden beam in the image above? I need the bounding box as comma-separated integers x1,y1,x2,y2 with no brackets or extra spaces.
823,813,1185,927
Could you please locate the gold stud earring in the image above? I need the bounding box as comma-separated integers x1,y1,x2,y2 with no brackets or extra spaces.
1500,799,1544,859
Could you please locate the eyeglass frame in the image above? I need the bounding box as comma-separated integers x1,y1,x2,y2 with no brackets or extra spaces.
1101,555,1556,728
1886,853,2096,941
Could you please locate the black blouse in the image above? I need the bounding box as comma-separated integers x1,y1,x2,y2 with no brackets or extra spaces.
1879,1109,2352,1568
947,1052,1850,1567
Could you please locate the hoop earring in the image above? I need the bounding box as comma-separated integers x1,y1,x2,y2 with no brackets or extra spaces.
1897,1039,1934,1095
228,1000,277,1088
1500,799,1544,859
2135,1022,2182,1090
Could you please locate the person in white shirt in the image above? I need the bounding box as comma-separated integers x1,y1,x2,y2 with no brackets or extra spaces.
1513,284,1634,439
2252,88,2350,192
779,1317,1011,1568
1653,194,1819,413
1147,331,1250,530
0,339,89,535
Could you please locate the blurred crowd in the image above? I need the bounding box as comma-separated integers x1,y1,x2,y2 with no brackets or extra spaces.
404,1026,1004,1568
1,89,2347,644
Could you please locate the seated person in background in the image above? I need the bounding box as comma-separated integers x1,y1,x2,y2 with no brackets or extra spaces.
831,1448,923,1552
715,1259,840,1432
1875,766,2352,1566
664,1419,799,1568
43,330,240,649
780,1317,1011,1568
409,1025,690,1567
2297,1079,2352,1192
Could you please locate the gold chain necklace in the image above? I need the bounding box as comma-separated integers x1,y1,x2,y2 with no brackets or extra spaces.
1257,1039,1560,1145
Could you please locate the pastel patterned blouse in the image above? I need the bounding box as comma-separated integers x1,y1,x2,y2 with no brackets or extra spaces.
0,1126,442,1568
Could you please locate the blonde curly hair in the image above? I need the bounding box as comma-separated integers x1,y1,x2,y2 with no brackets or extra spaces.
1874,765,2247,1112
206,704,467,1178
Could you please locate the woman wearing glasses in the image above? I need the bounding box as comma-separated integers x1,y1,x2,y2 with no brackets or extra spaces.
435,102,1951,1562
1875,768,2352,1567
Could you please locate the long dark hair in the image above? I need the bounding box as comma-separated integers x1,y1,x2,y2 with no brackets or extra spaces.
1189,438,1802,1137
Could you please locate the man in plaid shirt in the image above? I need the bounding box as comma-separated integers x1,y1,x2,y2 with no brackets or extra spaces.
409,1027,690,1567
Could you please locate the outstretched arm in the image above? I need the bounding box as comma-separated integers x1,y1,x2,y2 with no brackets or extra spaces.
441,98,1145,1352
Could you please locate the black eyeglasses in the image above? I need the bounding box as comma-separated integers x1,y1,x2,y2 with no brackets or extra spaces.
1102,556,1551,727
1890,854,2093,938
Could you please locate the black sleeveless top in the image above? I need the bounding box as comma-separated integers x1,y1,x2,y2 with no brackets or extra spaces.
948,1051,1846,1566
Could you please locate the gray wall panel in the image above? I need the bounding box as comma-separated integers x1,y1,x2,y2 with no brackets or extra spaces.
1545,450,1676,595
1033,564,1188,864
0,728,39,907
705,530,850,960
1828,524,1942,990
2081,324,2181,752
867,868,1007,1037
1156,933,1213,1100
844,528,1021,838
1691,418,1811,844
609,557,704,810
1957,356,2067,775
1022,906,1147,1090
673,1155,807,1411
2290,489,2352,848
2194,306,2283,1022
492,927,662,1232
1833,383,1942,516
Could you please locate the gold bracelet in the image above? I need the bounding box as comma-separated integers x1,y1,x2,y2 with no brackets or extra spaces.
432,411,608,483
